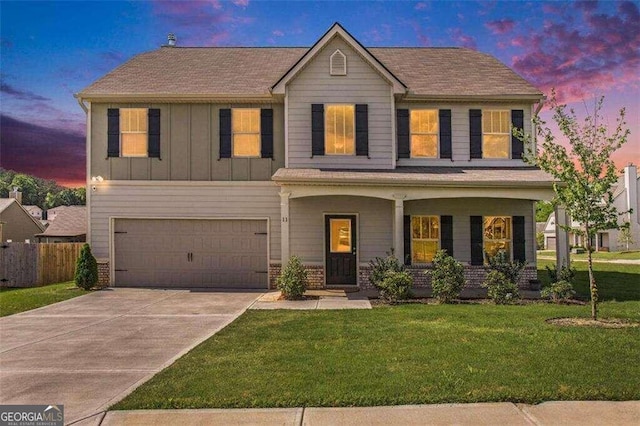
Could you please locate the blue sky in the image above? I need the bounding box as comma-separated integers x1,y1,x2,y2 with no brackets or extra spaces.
1,0,638,186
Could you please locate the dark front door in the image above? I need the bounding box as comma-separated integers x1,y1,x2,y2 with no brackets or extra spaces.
325,215,357,285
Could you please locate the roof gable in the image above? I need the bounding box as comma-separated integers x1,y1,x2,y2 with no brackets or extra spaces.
271,23,406,95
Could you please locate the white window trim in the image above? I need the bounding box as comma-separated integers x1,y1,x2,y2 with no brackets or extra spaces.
232,108,261,158
482,109,511,159
483,216,513,260
120,108,148,158
330,49,347,76
410,109,440,159
324,103,356,156
411,215,440,264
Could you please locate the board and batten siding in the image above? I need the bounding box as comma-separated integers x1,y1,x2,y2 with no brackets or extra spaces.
89,183,281,261
405,198,535,263
287,37,394,169
290,196,393,263
396,102,533,167
90,103,284,181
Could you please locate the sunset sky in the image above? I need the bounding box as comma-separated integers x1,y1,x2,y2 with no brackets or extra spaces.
1,0,638,188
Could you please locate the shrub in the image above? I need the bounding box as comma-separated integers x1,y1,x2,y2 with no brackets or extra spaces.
482,270,519,304
485,250,525,286
429,250,466,303
545,262,576,284
277,256,308,300
378,270,413,303
541,280,576,303
75,243,98,290
536,232,545,250
368,250,405,289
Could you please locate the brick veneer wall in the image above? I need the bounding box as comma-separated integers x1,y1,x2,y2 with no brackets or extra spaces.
359,265,538,291
269,263,325,290
97,261,110,287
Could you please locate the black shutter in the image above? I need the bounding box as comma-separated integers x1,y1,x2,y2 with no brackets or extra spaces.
148,109,161,158
440,215,453,257
355,104,368,156
404,215,412,265
219,109,232,159
311,104,324,156
469,109,482,159
107,108,120,157
470,216,484,265
397,109,410,158
511,109,524,159
439,109,452,159
513,216,526,262
261,109,273,159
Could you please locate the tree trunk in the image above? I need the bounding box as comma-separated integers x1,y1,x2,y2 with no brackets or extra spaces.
585,225,598,320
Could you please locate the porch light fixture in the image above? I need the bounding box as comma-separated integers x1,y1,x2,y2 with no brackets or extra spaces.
91,176,104,182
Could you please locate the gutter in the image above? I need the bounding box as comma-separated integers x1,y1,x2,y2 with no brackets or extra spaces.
74,94,88,114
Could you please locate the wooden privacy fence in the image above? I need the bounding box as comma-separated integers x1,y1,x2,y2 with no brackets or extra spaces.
0,243,84,287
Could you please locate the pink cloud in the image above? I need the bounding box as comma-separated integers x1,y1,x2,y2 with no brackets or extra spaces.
511,1,640,103
365,24,392,43
485,19,515,35
272,29,284,37
232,0,249,7
448,28,477,50
414,2,428,11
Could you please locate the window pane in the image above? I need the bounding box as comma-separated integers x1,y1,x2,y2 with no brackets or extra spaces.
233,134,260,157
412,240,438,263
121,108,147,132
411,135,438,158
325,105,354,155
122,133,147,156
233,109,259,133
429,216,440,239
412,217,422,239
411,110,438,134
484,216,512,260
330,219,351,253
485,241,511,258
483,134,509,158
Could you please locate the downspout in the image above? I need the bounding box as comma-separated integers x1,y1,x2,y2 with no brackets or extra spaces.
75,94,88,114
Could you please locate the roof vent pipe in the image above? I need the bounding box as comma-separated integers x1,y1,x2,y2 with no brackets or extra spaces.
167,33,176,47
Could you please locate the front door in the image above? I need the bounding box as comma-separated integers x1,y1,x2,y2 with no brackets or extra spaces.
325,215,357,285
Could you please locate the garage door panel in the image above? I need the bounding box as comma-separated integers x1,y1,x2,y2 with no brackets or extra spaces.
114,219,268,288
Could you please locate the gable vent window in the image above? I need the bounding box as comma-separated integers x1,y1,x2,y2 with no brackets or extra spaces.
330,49,347,76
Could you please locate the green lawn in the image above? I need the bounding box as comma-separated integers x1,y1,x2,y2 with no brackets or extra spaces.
538,250,640,261
0,282,86,317
114,261,640,410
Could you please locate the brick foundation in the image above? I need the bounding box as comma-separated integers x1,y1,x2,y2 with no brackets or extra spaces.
359,265,538,291
269,263,324,289
97,260,110,287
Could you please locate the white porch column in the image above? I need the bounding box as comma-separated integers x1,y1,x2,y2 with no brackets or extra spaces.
393,194,406,263
555,206,571,269
280,191,291,263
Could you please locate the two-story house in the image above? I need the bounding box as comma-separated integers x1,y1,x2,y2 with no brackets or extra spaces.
77,23,556,290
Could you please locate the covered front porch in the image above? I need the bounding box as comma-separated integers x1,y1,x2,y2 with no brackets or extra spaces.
272,167,562,290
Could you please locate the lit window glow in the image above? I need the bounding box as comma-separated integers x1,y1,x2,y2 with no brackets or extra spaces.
482,110,510,158
121,108,148,157
484,216,512,259
411,110,438,158
232,109,260,157
412,215,439,263
325,105,355,155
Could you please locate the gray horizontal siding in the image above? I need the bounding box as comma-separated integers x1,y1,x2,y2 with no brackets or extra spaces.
90,183,281,261
290,196,393,263
287,37,394,169
91,103,284,181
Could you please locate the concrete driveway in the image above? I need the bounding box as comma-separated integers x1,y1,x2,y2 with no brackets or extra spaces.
0,288,262,424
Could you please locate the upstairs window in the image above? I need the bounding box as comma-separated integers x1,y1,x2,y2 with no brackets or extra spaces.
484,216,512,259
482,110,510,158
411,215,440,263
330,49,347,75
121,108,148,157
232,108,260,157
325,104,355,155
410,110,438,158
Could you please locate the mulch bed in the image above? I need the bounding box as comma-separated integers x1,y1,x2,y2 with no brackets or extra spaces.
546,317,640,328
370,298,587,306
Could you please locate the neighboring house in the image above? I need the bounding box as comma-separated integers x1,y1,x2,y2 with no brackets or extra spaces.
76,23,556,289
0,198,46,242
23,205,43,220
35,206,87,243
543,164,640,252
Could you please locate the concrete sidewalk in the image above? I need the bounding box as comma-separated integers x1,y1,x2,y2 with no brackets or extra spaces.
250,290,372,310
82,401,640,425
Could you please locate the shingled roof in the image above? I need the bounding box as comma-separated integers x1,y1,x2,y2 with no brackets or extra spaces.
79,46,541,99
36,206,87,238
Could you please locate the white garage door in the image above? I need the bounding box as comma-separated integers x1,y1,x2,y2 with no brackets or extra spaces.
114,219,268,288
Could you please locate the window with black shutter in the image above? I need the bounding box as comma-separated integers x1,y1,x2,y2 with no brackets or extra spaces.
511,110,524,159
